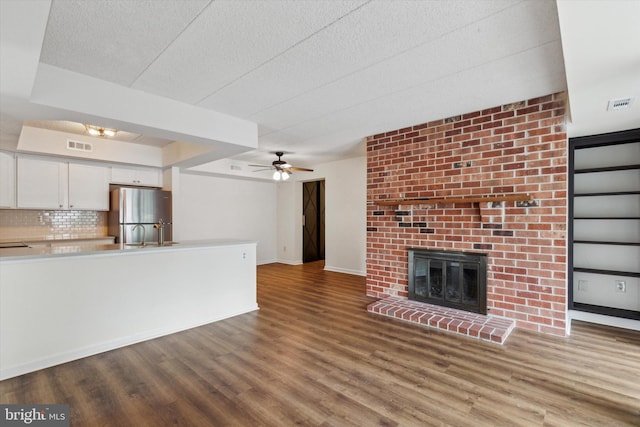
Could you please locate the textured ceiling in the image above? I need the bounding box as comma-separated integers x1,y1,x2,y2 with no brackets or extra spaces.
35,0,566,166
1,0,637,168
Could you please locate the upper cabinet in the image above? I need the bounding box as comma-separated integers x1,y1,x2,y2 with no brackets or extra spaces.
68,163,109,210
110,166,162,187
0,151,16,208
10,155,162,211
17,157,109,210
17,157,67,209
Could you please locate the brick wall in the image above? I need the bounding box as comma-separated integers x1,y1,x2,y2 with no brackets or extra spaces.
366,92,568,336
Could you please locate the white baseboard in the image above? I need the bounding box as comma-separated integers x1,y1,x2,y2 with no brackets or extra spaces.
568,310,640,334
277,258,302,265
324,265,366,276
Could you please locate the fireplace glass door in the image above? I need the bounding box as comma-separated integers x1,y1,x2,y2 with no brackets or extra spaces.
408,249,487,314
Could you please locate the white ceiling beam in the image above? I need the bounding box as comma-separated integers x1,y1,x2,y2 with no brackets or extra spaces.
0,0,51,100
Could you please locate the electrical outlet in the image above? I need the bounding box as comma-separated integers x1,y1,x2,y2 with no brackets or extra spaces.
615,280,626,293
577,280,588,291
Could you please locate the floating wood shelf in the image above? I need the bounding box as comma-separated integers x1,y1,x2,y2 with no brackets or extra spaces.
375,193,534,206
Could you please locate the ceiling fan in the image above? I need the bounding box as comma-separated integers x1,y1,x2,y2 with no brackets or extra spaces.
250,152,313,181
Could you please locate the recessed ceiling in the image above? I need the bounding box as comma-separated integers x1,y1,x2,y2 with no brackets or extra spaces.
1,1,637,168
23,120,172,148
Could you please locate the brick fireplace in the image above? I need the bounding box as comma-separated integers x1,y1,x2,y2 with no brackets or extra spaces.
366,92,568,337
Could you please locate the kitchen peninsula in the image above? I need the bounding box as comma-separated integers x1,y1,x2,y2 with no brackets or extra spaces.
0,240,258,380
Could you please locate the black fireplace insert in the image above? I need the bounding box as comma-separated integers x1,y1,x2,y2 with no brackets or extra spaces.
408,248,487,315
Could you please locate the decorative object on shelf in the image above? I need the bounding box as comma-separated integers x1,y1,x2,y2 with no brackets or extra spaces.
250,152,314,181
85,124,117,137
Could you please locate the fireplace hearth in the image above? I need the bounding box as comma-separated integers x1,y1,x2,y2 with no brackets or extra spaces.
408,249,487,315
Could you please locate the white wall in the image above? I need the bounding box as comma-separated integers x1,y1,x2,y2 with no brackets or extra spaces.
177,172,278,264
277,156,366,276
176,155,366,274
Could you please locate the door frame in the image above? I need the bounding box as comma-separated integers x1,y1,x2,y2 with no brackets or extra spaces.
302,179,325,263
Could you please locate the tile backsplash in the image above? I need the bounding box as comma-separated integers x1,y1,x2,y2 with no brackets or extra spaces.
0,209,108,240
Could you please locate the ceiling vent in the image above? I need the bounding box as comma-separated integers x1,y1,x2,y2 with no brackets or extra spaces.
607,97,634,111
67,139,93,152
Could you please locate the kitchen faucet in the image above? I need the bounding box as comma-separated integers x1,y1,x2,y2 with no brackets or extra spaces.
131,224,146,246
154,219,165,246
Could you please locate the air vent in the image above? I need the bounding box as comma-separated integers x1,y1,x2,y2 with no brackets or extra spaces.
607,97,634,111
67,139,93,152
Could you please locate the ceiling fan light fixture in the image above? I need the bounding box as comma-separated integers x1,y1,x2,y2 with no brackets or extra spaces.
272,170,291,181
251,152,313,180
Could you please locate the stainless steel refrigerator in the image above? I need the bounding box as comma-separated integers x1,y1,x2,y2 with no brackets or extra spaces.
108,187,172,244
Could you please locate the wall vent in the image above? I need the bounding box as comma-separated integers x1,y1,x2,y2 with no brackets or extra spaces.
67,139,93,152
607,97,634,111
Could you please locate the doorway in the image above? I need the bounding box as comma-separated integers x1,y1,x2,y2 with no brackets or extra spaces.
302,180,325,263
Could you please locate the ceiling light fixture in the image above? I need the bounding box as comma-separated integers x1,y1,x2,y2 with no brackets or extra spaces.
85,124,117,137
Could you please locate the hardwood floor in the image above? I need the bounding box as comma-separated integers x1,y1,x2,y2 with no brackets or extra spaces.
1,261,639,426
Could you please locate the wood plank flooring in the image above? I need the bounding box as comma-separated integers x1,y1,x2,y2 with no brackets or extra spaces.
1,261,639,426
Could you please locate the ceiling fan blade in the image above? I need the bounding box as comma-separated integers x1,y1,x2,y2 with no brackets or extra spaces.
251,152,314,176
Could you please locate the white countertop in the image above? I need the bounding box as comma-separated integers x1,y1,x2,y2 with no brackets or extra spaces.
0,239,256,262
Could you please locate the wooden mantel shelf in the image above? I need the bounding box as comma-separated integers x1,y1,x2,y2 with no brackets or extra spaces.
375,193,534,206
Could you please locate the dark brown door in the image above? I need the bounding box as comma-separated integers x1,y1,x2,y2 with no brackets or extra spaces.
303,180,325,263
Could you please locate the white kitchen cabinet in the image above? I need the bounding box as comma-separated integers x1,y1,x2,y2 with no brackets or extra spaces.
68,163,109,210
0,151,16,208
17,157,68,209
17,156,109,210
110,166,162,187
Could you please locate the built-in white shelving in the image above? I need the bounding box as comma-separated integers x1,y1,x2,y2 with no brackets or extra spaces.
570,130,640,320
